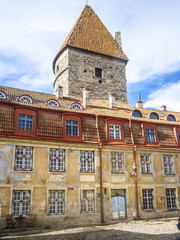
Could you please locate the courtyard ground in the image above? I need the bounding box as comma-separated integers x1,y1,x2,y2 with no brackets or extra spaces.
1,217,180,240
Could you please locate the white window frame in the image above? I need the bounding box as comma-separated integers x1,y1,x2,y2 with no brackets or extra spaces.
109,124,121,139
15,146,33,171
80,190,95,213
140,154,151,173
145,129,156,143
18,114,33,132
111,152,124,173
12,190,30,217
142,189,154,210
0,91,6,99
47,100,59,107
163,155,174,174
166,188,177,209
66,120,79,136
19,96,32,103
49,190,65,215
49,149,65,172
80,151,94,172
72,103,82,110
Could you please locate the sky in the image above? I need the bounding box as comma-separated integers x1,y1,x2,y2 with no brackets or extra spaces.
0,0,180,111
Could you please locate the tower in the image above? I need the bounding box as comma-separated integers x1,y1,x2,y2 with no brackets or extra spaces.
53,5,128,103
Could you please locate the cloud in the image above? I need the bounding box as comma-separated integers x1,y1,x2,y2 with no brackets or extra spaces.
144,80,180,112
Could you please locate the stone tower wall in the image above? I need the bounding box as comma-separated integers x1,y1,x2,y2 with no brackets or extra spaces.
54,47,128,103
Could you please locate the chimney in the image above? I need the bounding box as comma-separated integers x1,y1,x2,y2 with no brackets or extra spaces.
161,105,167,111
55,85,63,99
83,88,90,108
136,94,143,109
115,32,122,49
109,93,116,108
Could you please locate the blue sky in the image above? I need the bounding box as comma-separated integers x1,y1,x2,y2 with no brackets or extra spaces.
0,0,180,111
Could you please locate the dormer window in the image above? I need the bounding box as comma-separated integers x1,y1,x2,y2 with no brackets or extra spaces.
19,96,32,103
72,103,82,110
95,68,102,77
132,110,142,118
167,114,176,122
150,112,159,120
0,91,6,99
47,100,59,107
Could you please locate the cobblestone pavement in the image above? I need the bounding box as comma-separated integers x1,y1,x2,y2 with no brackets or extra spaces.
1,218,180,240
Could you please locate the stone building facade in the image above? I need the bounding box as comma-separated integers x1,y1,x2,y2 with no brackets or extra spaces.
0,5,180,228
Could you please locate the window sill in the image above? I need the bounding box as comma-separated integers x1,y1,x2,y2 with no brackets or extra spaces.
14,170,33,172
167,208,178,211
111,172,125,175
143,209,155,212
141,173,153,175
164,173,175,176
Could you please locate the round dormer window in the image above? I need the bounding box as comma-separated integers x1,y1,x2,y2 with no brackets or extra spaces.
72,103,82,110
0,91,6,99
19,95,32,103
47,100,59,107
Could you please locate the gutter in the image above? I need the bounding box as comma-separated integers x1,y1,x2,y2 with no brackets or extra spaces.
96,115,104,223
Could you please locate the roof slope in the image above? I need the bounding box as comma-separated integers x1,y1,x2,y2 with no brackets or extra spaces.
53,5,128,69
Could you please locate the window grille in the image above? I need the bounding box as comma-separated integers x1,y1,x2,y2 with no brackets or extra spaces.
80,190,94,213
49,149,65,171
109,125,121,139
15,146,33,171
167,114,176,122
66,120,79,136
72,104,82,110
163,155,174,174
145,129,156,143
142,189,153,210
47,100,59,107
80,151,94,172
111,152,124,173
18,114,33,131
150,112,159,120
140,154,151,173
12,191,30,217
49,190,65,215
166,189,177,209
19,96,32,103
0,91,6,99
132,110,142,118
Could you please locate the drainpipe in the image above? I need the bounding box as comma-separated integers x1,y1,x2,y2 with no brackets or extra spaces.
96,115,104,223
129,119,140,218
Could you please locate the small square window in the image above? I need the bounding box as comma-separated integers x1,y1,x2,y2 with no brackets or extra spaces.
95,68,102,77
66,120,79,136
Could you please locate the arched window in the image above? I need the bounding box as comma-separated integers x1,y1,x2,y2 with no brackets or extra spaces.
72,103,82,110
0,91,6,99
167,114,176,122
47,100,59,107
19,96,32,103
150,112,159,120
132,110,142,118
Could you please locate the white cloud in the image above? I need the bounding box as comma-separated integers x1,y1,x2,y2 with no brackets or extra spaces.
144,80,180,112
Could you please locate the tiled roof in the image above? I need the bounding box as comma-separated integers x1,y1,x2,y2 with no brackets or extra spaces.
53,5,128,70
0,85,180,125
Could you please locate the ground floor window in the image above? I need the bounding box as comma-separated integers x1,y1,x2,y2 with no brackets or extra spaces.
49,190,65,215
166,188,177,209
80,190,94,213
12,191,30,217
142,189,153,210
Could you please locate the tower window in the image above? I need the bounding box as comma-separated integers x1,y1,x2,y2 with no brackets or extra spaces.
95,68,102,77
99,79,102,84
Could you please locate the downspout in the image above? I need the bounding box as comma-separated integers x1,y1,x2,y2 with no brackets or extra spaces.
96,115,104,223
129,119,140,218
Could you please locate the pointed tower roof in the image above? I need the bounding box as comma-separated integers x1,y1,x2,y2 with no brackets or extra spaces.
53,5,128,71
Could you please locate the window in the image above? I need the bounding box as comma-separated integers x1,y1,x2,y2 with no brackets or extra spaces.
49,149,65,172
166,189,177,209
95,68,102,77
47,100,59,107
145,129,156,143
66,120,79,136
0,91,6,99
111,152,124,173
178,132,180,143
72,103,82,110
80,190,94,213
109,125,121,139
18,114,33,131
142,189,154,210
15,147,33,171
140,154,151,173
80,151,94,172
163,155,174,174
150,112,159,120
12,191,30,217
167,114,176,122
132,110,142,118
19,96,32,103
49,190,65,215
